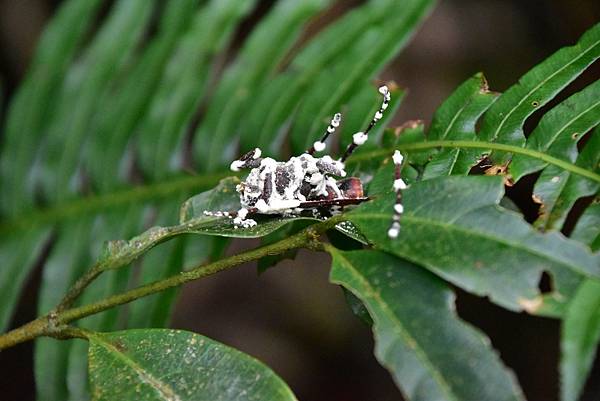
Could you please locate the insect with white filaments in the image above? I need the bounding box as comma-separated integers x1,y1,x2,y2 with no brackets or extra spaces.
204,85,407,238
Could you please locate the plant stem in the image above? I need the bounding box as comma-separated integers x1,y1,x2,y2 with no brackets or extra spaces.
55,264,104,312
0,318,50,350
0,217,340,351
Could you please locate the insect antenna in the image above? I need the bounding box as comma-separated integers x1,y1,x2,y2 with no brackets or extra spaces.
340,85,390,162
230,147,263,171
307,112,342,155
387,150,407,238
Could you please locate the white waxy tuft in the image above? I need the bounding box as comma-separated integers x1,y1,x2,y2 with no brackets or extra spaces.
378,85,389,95
332,113,341,127
230,160,244,172
255,199,269,213
309,172,324,185
313,141,326,152
393,178,407,191
387,222,400,238
392,150,403,165
394,204,404,214
269,199,301,211
253,148,262,159
353,132,368,145
375,111,383,120
381,102,389,110
237,208,248,219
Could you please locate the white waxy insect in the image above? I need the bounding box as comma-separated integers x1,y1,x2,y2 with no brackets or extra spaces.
204,85,407,238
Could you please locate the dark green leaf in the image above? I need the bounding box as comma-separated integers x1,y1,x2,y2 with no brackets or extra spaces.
560,202,600,401
196,0,329,171
88,329,297,400
510,79,600,182
479,23,600,153
290,0,436,154
0,228,50,331
87,0,200,190
348,176,600,311
40,0,156,202
561,279,600,401
534,127,600,230
137,0,256,179
329,248,524,401
423,73,498,179
342,288,373,326
241,0,409,154
0,0,103,214
570,203,600,248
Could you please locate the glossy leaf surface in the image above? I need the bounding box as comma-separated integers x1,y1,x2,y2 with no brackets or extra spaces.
560,205,600,401
329,249,524,401
423,73,498,179
88,329,296,401
348,176,600,311
561,279,600,401
479,23,600,150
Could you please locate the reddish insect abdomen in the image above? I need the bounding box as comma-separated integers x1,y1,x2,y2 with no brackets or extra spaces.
336,177,364,199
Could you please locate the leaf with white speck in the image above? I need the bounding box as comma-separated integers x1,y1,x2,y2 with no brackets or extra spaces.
88,329,297,401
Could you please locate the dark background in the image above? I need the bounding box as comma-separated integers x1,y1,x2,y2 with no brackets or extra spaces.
1,1,599,400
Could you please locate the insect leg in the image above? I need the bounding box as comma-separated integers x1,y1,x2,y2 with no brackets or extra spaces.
306,113,342,155
388,150,407,239
340,85,390,163
230,148,263,171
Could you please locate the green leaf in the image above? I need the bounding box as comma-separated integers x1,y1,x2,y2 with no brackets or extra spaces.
510,79,600,182
534,127,600,230
0,228,50,331
0,0,104,215
479,23,600,152
137,0,256,179
87,0,201,190
88,329,297,400
329,248,525,401
561,279,600,401
40,0,156,202
423,73,498,179
348,175,600,311
196,0,329,171
290,0,435,154
570,203,600,248
560,202,600,401
241,0,417,154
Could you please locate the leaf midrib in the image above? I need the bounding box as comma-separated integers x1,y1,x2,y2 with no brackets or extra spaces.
351,140,600,183
90,333,181,401
350,210,598,277
330,249,460,401
0,171,232,235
